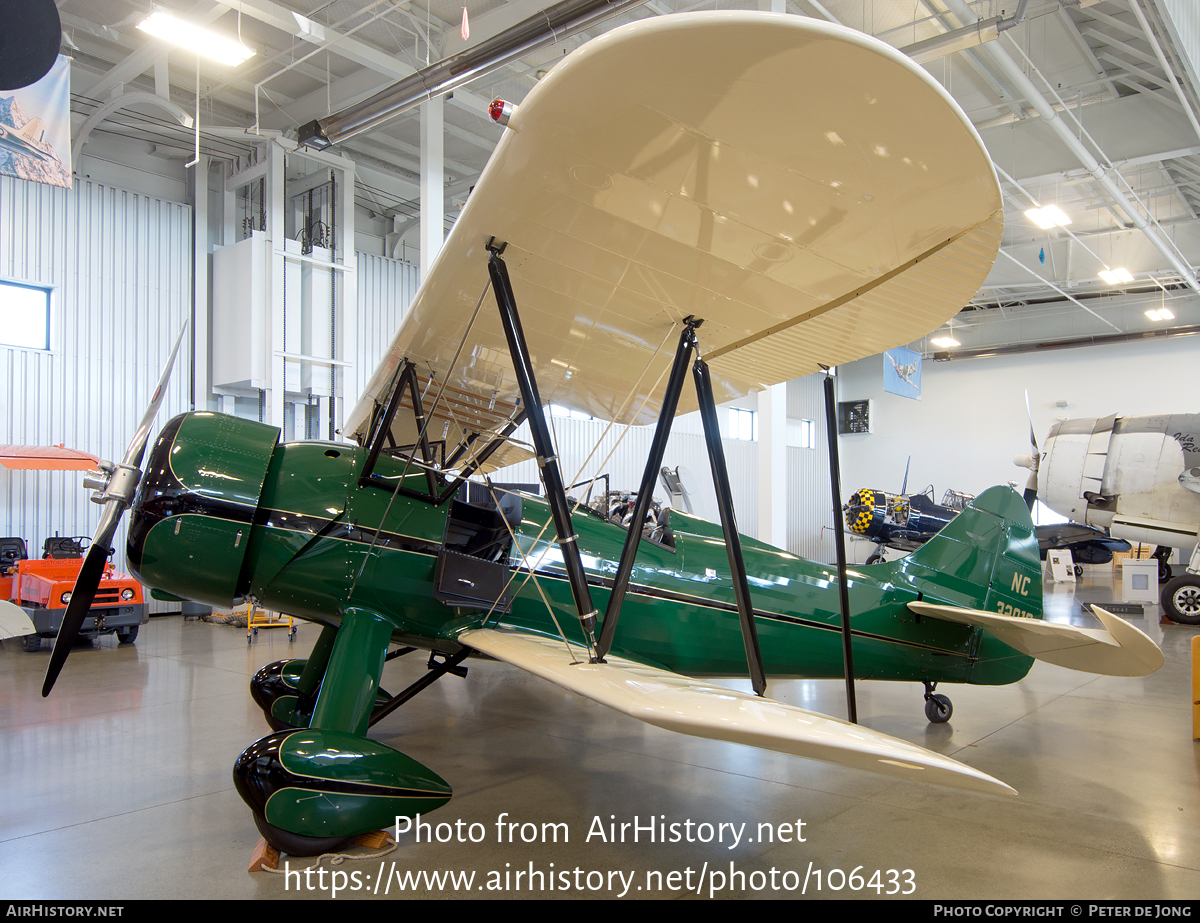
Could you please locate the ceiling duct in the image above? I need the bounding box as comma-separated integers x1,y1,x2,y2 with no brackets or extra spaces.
930,323,1200,362
299,0,649,148
898,0,1027,64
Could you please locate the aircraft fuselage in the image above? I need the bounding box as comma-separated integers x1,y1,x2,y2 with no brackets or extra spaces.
1040,414,1200,550
129,412,1037,691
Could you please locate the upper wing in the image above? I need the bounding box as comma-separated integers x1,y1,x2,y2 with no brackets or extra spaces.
347,12,1002,454
459,627,1015,798
909,602,1164,677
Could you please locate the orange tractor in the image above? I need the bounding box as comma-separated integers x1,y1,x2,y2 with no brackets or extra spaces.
1,536,146,653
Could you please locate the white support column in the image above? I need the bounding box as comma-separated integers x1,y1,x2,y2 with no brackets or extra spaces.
333,157,355,439
191,154,210,412
338,159,357,437
420,95,444,281
267,141,286,428
153,53,170,100
757,382,788,549
220,161,235,246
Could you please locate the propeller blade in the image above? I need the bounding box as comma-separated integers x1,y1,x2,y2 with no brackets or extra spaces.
1023,390,1040,512
41,504,122,696
41,322,188,697
1024,390,1039,455
123,324,188,469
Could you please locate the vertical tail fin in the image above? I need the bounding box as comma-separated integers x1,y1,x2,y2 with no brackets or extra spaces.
901,486,1042,619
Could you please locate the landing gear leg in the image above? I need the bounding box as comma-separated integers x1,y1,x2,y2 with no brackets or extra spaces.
234,609,453,855
1153,546,1173,583
922,681,953,723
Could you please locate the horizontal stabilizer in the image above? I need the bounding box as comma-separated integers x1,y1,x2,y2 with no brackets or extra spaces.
0,600,36,640
459,628,1015,798
908,602,1163,677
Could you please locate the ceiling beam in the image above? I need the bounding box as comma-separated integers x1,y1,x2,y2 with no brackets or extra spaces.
78,0,226,99
218,0,414,80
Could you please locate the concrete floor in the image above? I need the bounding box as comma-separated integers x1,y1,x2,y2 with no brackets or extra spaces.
2,574,1198,900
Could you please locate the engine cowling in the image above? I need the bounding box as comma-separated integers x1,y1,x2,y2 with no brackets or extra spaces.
126,412,280,608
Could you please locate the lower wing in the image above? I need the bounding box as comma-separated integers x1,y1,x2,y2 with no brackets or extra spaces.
0,600,36,639
458,627,1015,798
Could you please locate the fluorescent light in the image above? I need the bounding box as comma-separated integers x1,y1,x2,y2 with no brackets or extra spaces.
1025,205,1072,229
138,11,255,66
1146,308,1175,321
1099,268,1134,285
931,336,960,347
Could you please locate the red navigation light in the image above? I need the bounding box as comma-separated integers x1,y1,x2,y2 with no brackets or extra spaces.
489,98,514,127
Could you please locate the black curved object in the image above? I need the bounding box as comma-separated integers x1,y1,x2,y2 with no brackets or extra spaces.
40,513,117,696
0,0,60,90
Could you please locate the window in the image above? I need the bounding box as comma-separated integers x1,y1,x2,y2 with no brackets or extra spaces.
729,407,757,440
795,418,815,448
0,280,50,350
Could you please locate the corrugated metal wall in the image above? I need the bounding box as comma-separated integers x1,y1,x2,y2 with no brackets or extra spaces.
0,177,192,575
349,252,418,411
1156,0,1200,98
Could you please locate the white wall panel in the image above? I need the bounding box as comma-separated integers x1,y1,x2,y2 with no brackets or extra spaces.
787,373,835,563
0,177,191,579
349,252,418,414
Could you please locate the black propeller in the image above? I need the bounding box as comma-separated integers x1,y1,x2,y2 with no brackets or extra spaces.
42,325,188,697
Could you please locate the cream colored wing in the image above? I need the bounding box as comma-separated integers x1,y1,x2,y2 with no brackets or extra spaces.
0,600,36,641
348,11,1002,454
909,602,1164,677
459,627,1015,798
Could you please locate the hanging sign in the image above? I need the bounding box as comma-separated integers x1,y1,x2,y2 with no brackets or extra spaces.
0,54,71,189
883,346,921,399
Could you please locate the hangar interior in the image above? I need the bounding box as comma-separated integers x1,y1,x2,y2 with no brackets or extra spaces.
2,0,1199,900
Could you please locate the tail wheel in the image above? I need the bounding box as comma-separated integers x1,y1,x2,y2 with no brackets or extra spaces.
1161,576,1200,625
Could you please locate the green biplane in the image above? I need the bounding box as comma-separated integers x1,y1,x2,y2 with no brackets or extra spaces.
41,12,1162,856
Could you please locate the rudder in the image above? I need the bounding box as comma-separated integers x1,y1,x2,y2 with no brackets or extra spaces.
901,485,1042,619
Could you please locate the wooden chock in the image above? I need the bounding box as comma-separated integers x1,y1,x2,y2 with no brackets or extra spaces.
355,829,395,850
249,837,280,873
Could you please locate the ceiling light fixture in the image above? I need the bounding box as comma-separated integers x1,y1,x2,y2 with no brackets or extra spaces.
931,336,960,348
1025,205,1072,229
1145,308,1175,321
137,11,255,66
1099,268,1134,285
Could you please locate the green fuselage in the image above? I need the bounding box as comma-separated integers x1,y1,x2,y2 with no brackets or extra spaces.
129,412,1040,692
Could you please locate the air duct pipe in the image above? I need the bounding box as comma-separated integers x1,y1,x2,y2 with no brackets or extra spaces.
299,0,648,148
